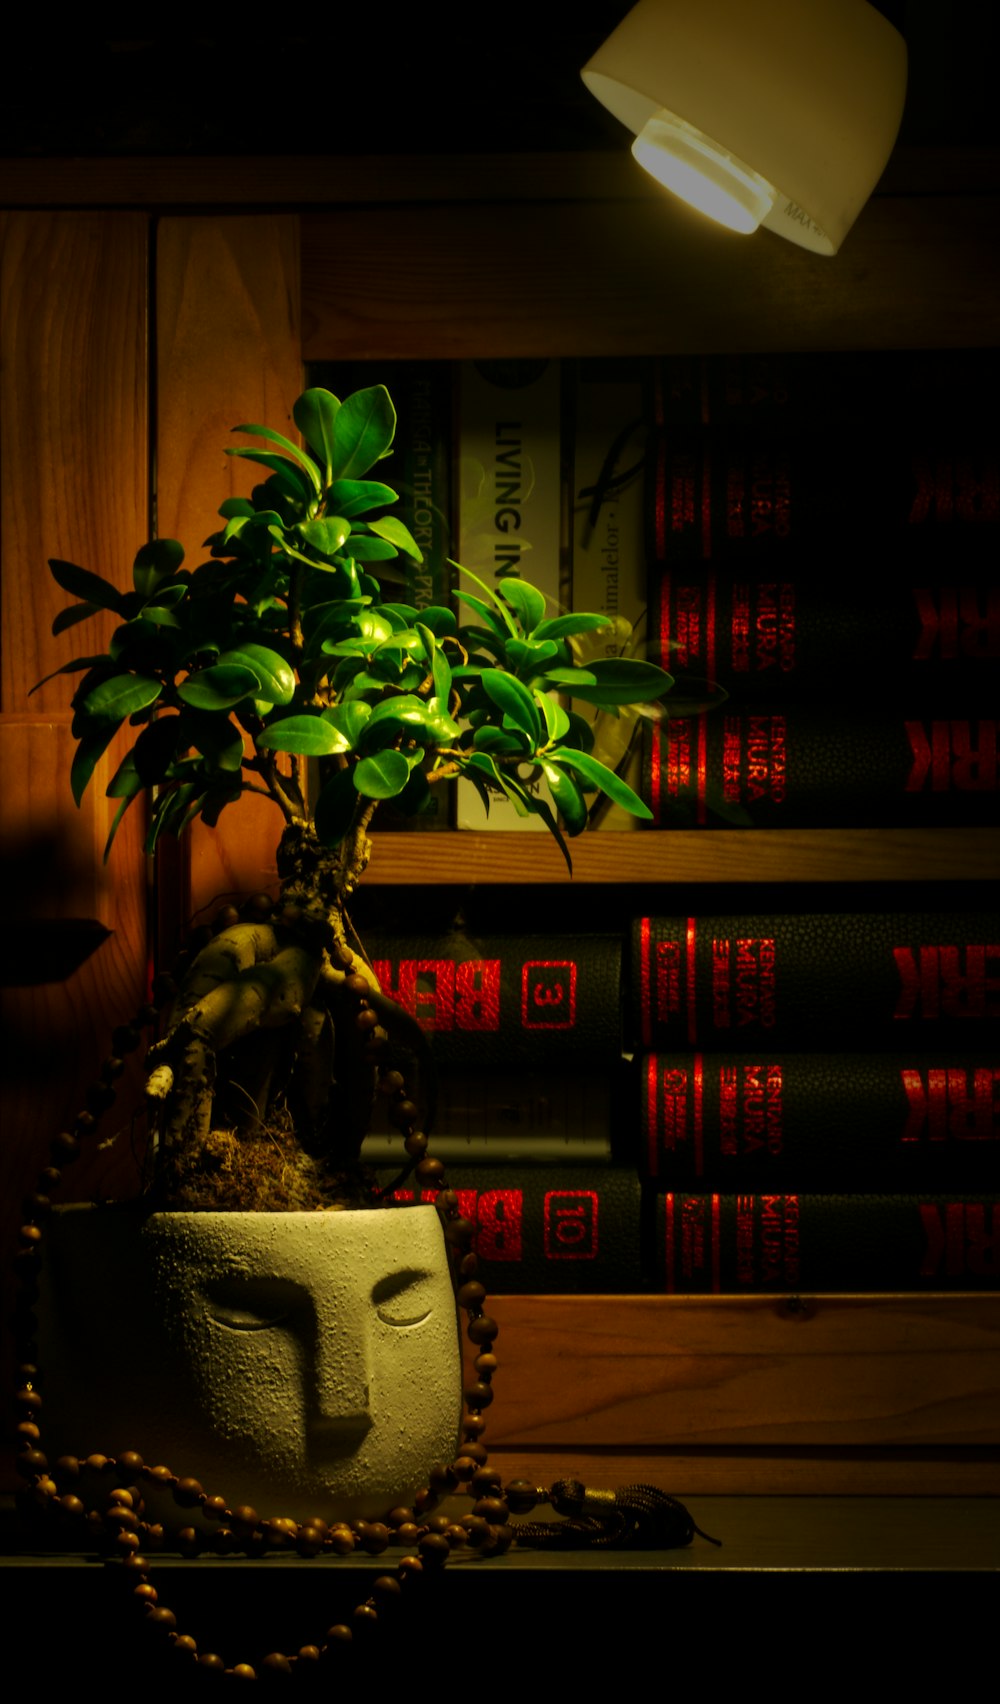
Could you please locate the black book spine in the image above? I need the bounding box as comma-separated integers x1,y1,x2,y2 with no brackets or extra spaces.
641,707,1000,828
383,1171,1000,1293
655,1193,1000,1293
648,566,998,705
365,931,623,1068
630,913,1000,1051
638,1051,999,1188
643,353,1000,568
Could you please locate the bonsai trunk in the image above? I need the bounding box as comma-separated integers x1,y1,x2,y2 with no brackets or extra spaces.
144,814,414,1211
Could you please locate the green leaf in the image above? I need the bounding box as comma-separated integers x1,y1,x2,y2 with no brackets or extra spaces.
52,601,100,636
417,605,457,638
354,748,410,800
82,673,162,722
256,715,350,756
298,516,351,556
323,702,371,747
229,422,322,493
540,759,588,835
225,447,314,501
216,644,295,706
341,534,399,561
480,668,542,747
533,611,612,642
367,514,422,560
188,716,245,773
456,595,509,643
549,747,653,818
70,722,120,806
327,479,398,518
106,748,145,801
103,790,140,862
132,715,188,784
429,639,453,706
217,497,256,521
133,539,184,598
176,664,261,711
505,638,560,673
452,560,518,634
472,726,526,756
543,657,674,707
330,385,396,480
498,576,547,633
30,653,108,695
49,559,126,615
538,695,570,742
362,695,460,743
313,766,357,847
525,792,574,875
293,388,340,474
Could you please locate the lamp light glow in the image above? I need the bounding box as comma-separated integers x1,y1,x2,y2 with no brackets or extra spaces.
582,0,908,255
632,110,776,236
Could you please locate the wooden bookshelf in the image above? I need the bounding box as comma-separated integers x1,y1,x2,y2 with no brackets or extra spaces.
2,149,998,1518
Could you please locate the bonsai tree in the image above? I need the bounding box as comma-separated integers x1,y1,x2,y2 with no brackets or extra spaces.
37,384,673,1210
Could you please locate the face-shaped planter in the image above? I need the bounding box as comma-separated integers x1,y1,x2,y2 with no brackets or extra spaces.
38,1205,462,1523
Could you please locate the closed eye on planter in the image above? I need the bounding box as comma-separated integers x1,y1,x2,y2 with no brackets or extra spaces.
204,1274,301,1332
372,1268,437,1328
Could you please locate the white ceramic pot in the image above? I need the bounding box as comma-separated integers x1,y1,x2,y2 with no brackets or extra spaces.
38,1204,462,1524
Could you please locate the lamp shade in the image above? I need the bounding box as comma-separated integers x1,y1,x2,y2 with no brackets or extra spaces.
581,0,908,254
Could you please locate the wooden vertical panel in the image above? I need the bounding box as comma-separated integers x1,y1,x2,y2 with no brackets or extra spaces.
1,213,149,711
0,209,150,1159
155,216,302,940
1,214,151,1487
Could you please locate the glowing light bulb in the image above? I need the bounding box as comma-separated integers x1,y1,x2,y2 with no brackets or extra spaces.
631,109,776,235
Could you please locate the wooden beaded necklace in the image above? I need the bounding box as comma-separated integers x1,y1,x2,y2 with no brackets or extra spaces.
12,897,715,1677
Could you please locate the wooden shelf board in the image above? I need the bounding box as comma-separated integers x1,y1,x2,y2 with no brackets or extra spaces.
365,826,1000,884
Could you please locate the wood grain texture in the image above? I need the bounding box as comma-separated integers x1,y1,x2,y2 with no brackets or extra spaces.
486,1449,1000,1498
0,212,148,713
0,211,150,1156
363,826,1000,884
301,193,1000,362
486,1295,1000,1451
0,214,151,1454
155,215,302,937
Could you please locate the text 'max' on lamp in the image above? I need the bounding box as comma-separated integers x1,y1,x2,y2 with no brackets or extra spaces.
581,0,908,255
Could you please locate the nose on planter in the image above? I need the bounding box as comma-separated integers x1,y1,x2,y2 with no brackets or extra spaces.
37,1203,463,1525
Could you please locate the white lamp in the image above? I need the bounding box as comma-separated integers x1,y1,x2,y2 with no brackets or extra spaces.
581,0,908,255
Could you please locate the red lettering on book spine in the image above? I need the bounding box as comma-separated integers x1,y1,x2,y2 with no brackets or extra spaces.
544,1191,598,1260
653,1061,687,1162
455,959,501,1030
712,937,731,1032
693,1053,704,1176
731,584,751,671
686,917,698,1047
522,960,576,1030
719,1064,738,1156
908,454,1000,526
901,1067,1000,1141
722,718,741,803
912,588,1000,660
736,1195,754,1285
473,1190,523,1262
894,945,1000,1019
905,720,999,791
371,958,501,1031
653,938,683,1039
919,1202,999,1278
